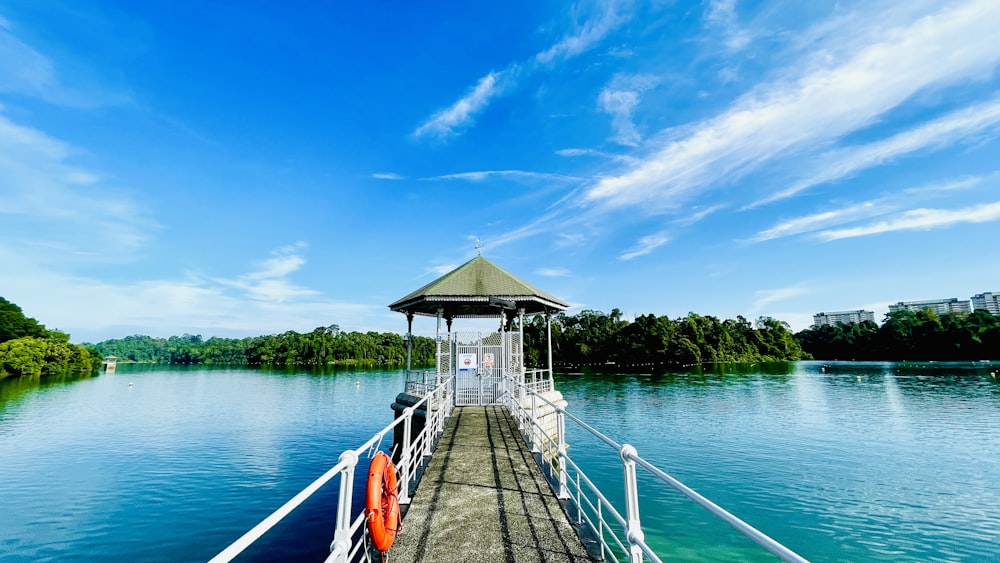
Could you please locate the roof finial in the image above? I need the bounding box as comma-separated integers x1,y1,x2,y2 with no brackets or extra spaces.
475,237,484,256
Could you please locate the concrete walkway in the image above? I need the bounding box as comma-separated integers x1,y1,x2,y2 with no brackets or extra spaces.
390,406,592,562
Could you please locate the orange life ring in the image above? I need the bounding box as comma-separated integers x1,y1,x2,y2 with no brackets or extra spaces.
365,451,400,552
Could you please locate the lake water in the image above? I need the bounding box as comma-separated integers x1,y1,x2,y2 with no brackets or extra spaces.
1,362,998,562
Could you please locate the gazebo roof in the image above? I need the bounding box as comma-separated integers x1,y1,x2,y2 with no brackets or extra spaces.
389,256,569,318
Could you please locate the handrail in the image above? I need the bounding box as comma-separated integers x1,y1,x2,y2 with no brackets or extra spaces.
501,374,809,563
210,375,455,563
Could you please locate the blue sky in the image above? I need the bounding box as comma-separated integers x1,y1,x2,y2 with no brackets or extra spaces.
2,0,999,343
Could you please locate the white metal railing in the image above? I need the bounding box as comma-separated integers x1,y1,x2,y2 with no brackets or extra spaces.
209,375,455,563
523,368,554,395
500,374,810,563
404,368,439,396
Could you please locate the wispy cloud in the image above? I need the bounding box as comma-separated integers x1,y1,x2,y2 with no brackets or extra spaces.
750,175,990,242
599,73,658,146
750,202,887,242
429,263,458,276
536,267,571,277
213,243,319,303
534,0,632,65
704,0,753,51
0,109,153,264
414,0,632,140
751,286,811,312
582,0,1000,214
817,201,1000,241
371,172,404,180
0,21,130,107
619,231,671,260
554,233,586,248
414,70,508,139
426,169,582,183
556,147,639,164
0,247,378,341
757,93,1000,205
673,204,726,227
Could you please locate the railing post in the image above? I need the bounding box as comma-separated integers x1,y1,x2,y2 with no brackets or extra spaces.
530,392,540,453
330,450,358,563
399,408,413,505
556,409,569,499
620,444,644,563
423,392,433,458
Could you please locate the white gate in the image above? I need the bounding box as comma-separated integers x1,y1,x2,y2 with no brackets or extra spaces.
449,331,508,406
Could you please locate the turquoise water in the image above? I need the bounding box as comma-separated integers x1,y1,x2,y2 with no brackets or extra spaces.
1,362,999,561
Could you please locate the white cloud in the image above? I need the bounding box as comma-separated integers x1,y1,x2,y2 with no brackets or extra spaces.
817,201,1000,241
751,201,887,242
704,0,753,51
751,286,811,312
556,147,639,164
430,263,458,276
427,169,582,182
0,22,130,107
0,250,379,342
750,175,990,243
414,71,506,139
414,0,632,140
759,93,1000,205
582,0,1000,214
0,24,58,99
535,0,632,65
213,244,318,303
0,109,153,264
536,268,571,277
673,204,726,227
554,233,586,248
599,74,658,146
371,172,404,180
619,231,671,260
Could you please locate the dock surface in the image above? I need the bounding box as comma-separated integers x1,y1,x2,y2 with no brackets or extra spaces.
391,406,592,562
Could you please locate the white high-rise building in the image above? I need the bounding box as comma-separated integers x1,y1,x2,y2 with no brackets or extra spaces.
888,298,971,315
971,292,1000,316
812,310,876,327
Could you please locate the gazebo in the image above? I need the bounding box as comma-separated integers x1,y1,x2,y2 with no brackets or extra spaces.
389,255,568,405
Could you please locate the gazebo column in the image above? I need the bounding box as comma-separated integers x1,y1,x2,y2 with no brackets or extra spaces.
436,308,444,385
517,307,525,379
546,311,554,375
446,316,453,333
405,312,414,376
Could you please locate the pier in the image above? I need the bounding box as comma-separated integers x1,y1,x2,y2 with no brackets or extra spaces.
211,256,808,563
391,406,591,562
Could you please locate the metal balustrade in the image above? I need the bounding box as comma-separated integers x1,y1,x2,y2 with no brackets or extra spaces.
212,369,807,563
209,376,455,563
500,374,809,563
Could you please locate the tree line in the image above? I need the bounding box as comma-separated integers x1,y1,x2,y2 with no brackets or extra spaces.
521,309,809,368
0,297,103,380
76,306,1000,371
794,309,1000,361
91,325,437,367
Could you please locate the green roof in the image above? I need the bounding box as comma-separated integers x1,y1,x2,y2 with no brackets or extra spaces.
389,256,569,317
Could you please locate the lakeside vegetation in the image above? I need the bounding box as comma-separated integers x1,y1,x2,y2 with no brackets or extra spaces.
33,304,999,372
795,309,1000,361
522,309,809,367
0,297,102,380
91,326,437,366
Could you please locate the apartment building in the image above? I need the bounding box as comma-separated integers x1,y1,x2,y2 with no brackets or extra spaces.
888,298,971,315
971,292,1000,316
812,310,876,327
